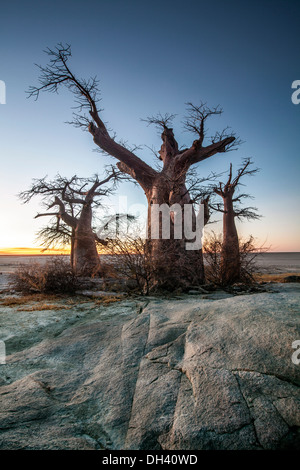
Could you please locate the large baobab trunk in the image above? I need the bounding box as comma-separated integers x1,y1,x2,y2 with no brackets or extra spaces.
221,195,240,285
145,171,205,290
73,205,101,276
48,198,101,277
70,228,76,270
50,196,101,276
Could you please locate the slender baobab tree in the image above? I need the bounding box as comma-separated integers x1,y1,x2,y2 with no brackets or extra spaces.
28,43,239,289
19,171,121,276
211,158,260,285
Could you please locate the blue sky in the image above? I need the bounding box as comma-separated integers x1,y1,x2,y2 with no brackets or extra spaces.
0,0,299,251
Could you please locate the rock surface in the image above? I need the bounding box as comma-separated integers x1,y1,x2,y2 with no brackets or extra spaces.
0,284,299,450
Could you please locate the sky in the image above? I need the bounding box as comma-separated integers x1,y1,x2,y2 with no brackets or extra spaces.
0,0,299,253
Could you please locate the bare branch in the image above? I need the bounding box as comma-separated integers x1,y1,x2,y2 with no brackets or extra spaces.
182,102,222,143
35,223,72,252
141,112,177,131
28,43,157,189
210,127,242,152
35,212,59,219
231,158,260,187
210,158,261,221
27,43,102,129
89,121,158,189
175,135,235,173
175,102,242,170
234,206,261,221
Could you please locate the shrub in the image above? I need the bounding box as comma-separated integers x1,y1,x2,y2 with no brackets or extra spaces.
102,236,152,295
202,232,223,285
203,232,266,287
9,257,80,294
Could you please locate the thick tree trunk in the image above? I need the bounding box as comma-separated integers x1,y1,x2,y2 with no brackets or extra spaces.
73,205,101,276
145,173,205,291
221,197,240,285
70,228,75,270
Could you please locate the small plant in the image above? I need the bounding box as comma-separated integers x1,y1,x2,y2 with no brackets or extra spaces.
9,257,80,294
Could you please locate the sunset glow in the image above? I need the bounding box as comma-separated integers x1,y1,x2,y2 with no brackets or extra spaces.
0,247,70,256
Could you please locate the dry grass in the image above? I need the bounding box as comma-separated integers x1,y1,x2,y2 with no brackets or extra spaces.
0,294,71,311
0,294,60,307
254,272,300,283
94,295,125,305
0,291,125,311
17,303,71,312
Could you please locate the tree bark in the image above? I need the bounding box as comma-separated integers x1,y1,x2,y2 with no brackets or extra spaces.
144,160,205,291
70,228,75,270
49,195,101,276
221,195,240,285
73,204,101,276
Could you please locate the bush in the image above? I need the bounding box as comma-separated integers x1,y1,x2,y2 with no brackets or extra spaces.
202,232,223,285
102,236,152,295
203,232,266,287
9,257,80,294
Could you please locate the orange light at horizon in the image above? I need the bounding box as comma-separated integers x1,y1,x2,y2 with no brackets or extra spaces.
0,247,71,256
0,245,298,257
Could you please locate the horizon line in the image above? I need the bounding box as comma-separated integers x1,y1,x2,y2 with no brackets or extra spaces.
0,247,299,256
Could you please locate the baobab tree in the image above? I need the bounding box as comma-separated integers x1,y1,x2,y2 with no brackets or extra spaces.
28,43,239,289
19,171,121,276
211,158,260,285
